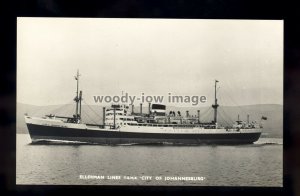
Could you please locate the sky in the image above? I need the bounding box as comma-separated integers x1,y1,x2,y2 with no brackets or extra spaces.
17,18,283,107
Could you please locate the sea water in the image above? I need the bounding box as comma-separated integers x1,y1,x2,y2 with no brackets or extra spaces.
16,134,282,186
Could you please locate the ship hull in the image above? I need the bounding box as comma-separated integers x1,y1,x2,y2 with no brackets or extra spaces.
26,123,261,145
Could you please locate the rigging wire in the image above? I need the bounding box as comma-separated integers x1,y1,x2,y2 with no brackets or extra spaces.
199,107,211,119
31,100,74,117
201,109,213,122
50,101,74,115
218,86,248,121
218,107,235,126
81,110,99,124
55,104,74,117
83,100,102,119
217,94,236,123
220,82,248,117
217,111,231,127
220,107,235,124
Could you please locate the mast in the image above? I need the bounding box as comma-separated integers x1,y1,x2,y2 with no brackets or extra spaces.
74,70,81,120
103,107,106,126
247,114,250,124
212,80,219,124
131,104,134,114
79,91,82,119
113,107,116,129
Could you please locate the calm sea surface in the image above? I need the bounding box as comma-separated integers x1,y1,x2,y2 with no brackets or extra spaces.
16,133,282,186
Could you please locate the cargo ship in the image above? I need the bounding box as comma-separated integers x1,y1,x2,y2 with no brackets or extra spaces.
24,71,263,145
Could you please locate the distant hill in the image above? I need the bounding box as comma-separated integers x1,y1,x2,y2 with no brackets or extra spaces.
17,103,283,138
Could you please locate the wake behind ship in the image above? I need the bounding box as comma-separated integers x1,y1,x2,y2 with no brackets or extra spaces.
24,71,264,145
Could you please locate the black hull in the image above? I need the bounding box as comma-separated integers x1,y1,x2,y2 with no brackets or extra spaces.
26,123,261,145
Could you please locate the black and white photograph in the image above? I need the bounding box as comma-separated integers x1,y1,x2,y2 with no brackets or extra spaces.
16,18,283,186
